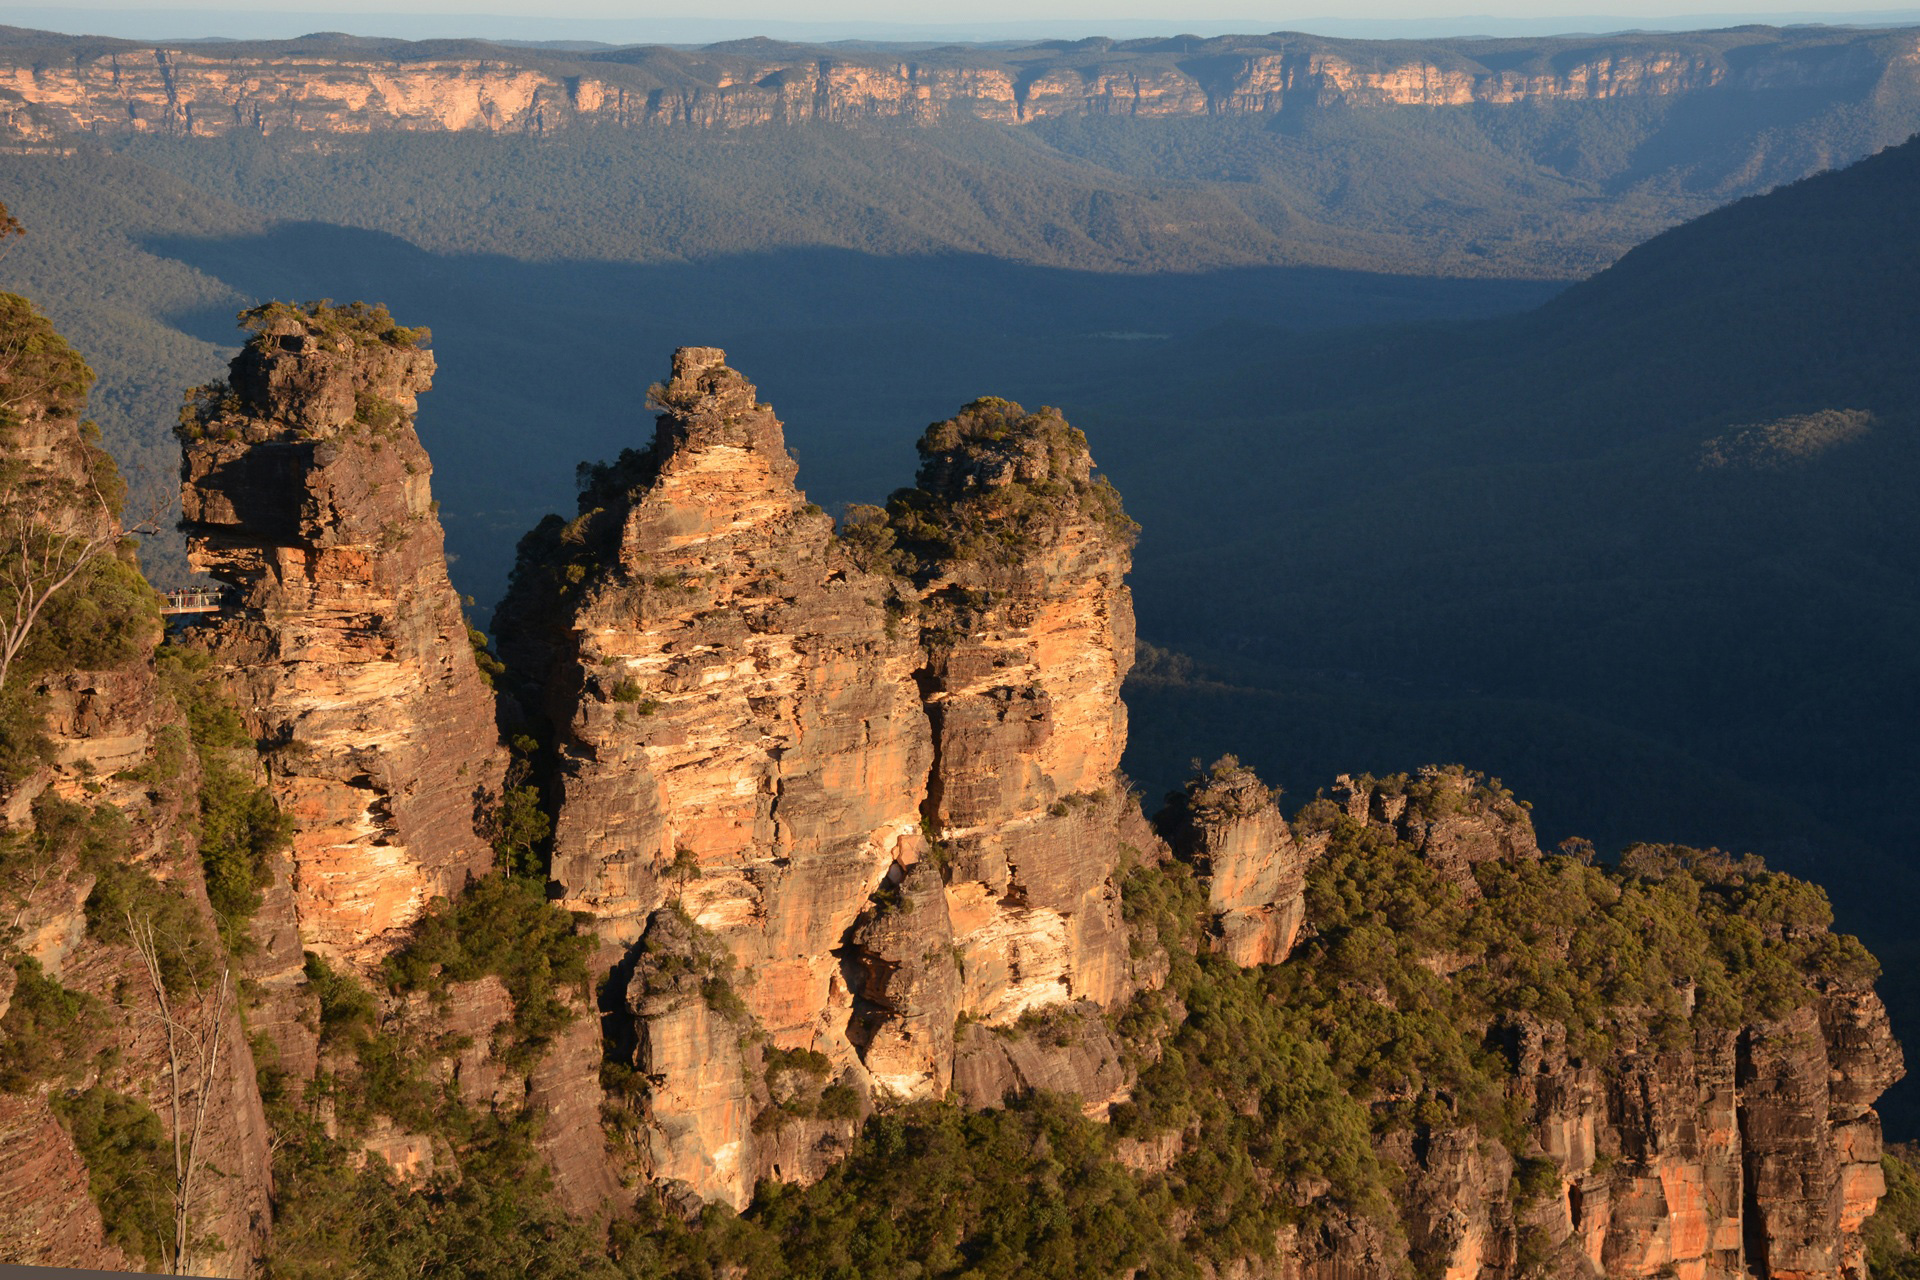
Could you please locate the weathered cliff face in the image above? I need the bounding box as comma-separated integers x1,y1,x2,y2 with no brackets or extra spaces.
178,303,506,969
890,397,1139,1025
0,294,271,1275
1159,757,1309,966
500,346,930,999
495,347,933,1205
0,26,1913,139
498,352,1152,1206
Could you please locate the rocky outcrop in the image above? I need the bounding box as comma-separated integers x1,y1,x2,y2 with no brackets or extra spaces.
1338,765,1540,892
1159,757,1308,966
0,27,1915,139
893,397,1139,1027
496,348,932,1203
178,302,506,968
951,1006,1131,1114
497,346,931,1022
498,352,1152,1204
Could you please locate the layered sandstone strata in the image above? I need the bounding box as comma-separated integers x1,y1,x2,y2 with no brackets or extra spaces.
497,352,1152,1205
494,348,935,1204
0,27,1912,139
888,397,1139,1023
178,303,506,965
1203,779,1902,1280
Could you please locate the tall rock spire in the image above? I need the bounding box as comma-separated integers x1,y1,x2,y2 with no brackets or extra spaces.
501,345,933,965
889,396,1141,1023
178,302,506,966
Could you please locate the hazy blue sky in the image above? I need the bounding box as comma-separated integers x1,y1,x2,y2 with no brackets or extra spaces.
7,0,1919,42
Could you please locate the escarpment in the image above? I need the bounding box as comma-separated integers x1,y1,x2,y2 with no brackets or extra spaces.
0,27,1914,139
177,301,507,973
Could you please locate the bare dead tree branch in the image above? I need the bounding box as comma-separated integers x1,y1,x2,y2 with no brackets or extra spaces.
125,911,231,1276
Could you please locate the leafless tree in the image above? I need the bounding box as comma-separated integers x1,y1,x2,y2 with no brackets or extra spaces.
126,912,230,1277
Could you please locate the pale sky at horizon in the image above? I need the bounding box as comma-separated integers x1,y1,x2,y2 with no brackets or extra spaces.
7,0,1920,43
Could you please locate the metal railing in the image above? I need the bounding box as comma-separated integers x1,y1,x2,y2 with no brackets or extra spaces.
158,587,224,615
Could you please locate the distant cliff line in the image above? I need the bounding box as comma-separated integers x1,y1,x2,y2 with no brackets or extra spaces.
0,24,1916,137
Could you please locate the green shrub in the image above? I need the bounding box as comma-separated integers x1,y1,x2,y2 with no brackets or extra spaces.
382,873,592,1068
53,1086,174,1271
155,644,293,954
0,955,104,1092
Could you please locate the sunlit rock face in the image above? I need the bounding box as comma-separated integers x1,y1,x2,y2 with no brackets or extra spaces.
890,396,1141,1026
180,304,506,967
497,348,932,1043
0,31,1907,139
1159,758,1309,966
496,352,1156,1205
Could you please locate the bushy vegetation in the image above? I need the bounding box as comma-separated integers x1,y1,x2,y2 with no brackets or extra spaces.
267,872,602,1276
0,954,103,1092
1868,1147,1920,1280
885,398,1136,572
53,1085,176,1271
382,872,593,1068
0,288,156,786
153,644,294,953
238,298,429,350
265,1096,610,1280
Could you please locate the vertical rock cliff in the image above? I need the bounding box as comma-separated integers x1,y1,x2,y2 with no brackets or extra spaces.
1172,776,1904,1280
1158,756,1309,966
0,293,271,1275
497,354,1155,1203
177,301,506,972
887,397,1139,1025
498,347,934,1206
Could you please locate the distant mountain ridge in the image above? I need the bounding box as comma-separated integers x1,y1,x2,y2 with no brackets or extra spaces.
0,24,1917,137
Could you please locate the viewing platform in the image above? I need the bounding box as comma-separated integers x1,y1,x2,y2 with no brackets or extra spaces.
158,586,226,615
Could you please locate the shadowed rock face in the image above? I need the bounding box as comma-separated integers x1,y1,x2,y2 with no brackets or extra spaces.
179,306,506,967
0,296,272,1275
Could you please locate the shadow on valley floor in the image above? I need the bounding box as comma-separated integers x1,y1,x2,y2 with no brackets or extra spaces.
142,221,1560,606
140,218,1920,1139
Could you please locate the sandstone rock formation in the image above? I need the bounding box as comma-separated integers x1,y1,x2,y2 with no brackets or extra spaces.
1253,785,1904,1280
0,27,1915,139
1159,756,1309,966
497,351,1151,1205
890,396,1139,1024
1339,764,1540,892
178,301,506,968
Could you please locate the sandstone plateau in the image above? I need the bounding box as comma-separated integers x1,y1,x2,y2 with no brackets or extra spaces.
0,26,1915,139
0,302,1908,1279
